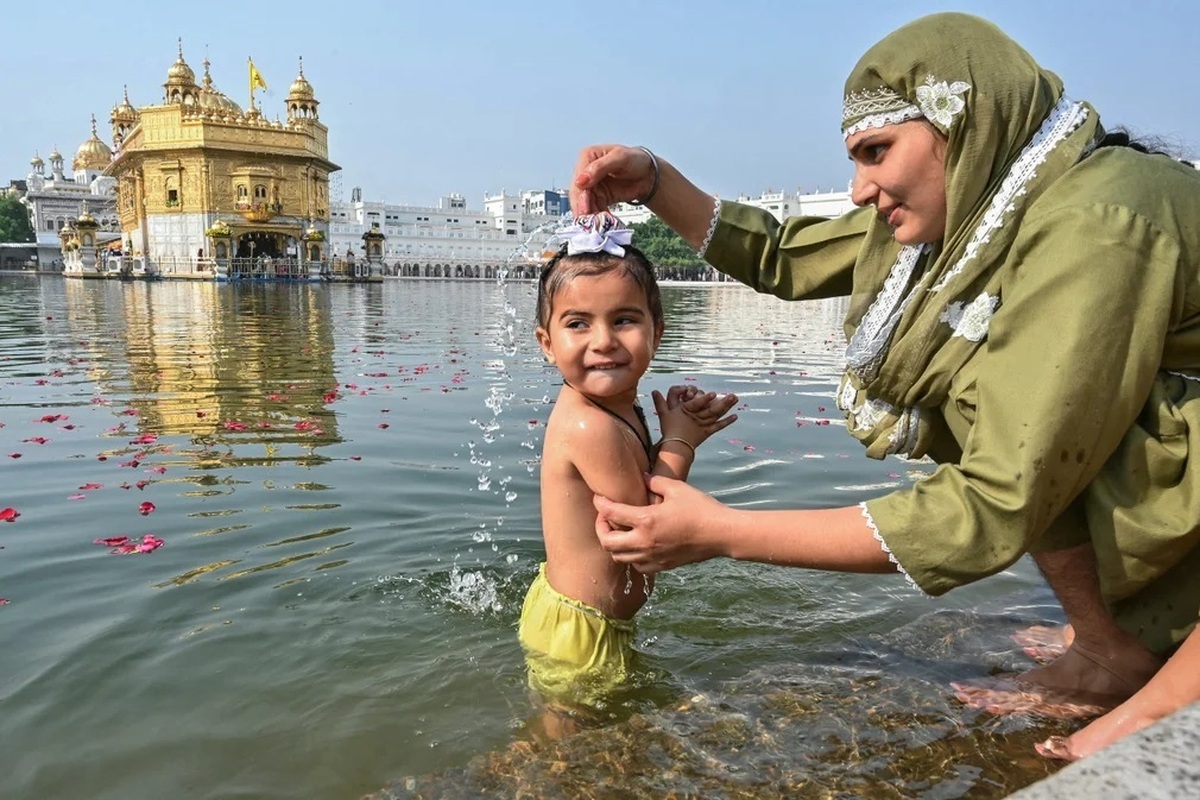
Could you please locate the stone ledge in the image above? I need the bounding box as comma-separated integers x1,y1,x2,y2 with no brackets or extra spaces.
1008,700,1200,799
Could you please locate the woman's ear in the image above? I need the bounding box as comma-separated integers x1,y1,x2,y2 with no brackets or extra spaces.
535,327,555,364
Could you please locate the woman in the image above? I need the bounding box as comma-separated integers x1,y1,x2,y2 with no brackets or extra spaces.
569,12,1200,762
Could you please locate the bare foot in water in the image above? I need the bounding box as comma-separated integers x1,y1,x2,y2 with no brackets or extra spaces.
1011,623,1074,663
953,638,1164,719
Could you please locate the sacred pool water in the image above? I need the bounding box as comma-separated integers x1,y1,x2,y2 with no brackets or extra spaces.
0,276,1071,799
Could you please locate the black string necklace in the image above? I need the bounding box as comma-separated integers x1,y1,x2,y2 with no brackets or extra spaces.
562,380,654,466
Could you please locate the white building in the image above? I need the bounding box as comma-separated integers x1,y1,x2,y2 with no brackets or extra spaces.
326,187,569,277
609,186,856,229
20,117,121,269
735,187,856,221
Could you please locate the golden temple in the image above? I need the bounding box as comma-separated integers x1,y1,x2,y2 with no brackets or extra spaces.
89,41,343,281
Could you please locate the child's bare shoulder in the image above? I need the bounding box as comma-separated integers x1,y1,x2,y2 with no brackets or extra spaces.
543,391,630,454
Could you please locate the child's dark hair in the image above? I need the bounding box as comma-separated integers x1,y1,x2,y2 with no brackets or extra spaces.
536,244,664,332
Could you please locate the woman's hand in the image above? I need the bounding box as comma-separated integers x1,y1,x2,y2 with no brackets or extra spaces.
594,474,731,574
571,144,656,215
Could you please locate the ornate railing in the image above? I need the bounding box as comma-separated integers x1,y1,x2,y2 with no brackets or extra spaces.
225,257,306,279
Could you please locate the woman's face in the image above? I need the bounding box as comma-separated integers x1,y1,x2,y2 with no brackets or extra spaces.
846,120,947,245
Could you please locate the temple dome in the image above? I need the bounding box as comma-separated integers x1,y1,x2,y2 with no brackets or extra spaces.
198,88,243,115
287,57,316,100
74,116,113,171
167,60,195,84
197,59,243,116
111,87,138,122
288,74,314,99
164,39,197,89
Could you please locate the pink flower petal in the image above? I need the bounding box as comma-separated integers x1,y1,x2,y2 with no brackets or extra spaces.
95,536,130,547
0,508,20,522
138,501,156,515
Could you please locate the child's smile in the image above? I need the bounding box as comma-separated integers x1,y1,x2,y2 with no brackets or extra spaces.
536,270,661,405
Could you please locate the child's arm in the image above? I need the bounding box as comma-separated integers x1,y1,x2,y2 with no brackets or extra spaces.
652,386,738,481
556,407,656,508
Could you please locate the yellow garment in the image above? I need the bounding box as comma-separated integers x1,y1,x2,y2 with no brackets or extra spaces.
518,563,635,708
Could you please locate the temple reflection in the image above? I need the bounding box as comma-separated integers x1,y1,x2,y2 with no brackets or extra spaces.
59,280,341,459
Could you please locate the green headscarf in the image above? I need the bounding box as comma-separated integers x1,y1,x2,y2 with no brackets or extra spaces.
835,13,1103,458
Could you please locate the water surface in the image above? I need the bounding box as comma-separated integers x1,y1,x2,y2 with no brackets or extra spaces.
0,277,1069,798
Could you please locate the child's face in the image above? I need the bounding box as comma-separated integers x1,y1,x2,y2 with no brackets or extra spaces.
535,269,662,402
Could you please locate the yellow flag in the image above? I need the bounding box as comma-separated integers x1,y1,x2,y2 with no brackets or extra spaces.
249,59,268,92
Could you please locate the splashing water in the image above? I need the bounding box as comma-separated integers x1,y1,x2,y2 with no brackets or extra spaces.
446,564,502,615
464,215,571,561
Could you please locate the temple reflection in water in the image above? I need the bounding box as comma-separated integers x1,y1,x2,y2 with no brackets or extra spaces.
58,279,342,453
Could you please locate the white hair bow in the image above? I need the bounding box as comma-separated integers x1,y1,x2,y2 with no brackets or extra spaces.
556,213,634,257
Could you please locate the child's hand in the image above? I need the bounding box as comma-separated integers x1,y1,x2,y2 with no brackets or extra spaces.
652,385,738,452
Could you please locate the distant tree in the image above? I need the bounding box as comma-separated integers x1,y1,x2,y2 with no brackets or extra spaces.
0,196,35,243
629,216,705,267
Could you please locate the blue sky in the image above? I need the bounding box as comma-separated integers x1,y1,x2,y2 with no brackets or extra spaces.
3,0,1196,208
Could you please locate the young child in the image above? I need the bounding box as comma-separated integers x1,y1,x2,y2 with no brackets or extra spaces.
519,213,738,722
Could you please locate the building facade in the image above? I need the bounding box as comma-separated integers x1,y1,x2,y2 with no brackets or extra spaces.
102,45,340,280
327,187,570,278
608,185,856,227
19,120,121,270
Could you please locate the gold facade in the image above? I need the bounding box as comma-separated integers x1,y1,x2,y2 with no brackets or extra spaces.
105,46,339,263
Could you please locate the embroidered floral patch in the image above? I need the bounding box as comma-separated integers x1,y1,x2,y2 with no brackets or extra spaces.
915,76,971,128
940,293,999,341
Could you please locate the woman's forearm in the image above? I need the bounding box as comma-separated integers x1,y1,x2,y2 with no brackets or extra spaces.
706,504,898,574
646,157,719,251
1040,618,1200,761
1115,623,1200,721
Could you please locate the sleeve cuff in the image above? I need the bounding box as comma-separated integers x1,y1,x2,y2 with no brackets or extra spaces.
859,501,931,596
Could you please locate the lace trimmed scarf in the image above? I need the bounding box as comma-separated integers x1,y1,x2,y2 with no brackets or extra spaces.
833,12,1102,459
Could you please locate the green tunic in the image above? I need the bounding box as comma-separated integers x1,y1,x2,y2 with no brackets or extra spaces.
704,148,1200,653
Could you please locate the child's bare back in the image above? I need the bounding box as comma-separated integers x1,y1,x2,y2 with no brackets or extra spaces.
540,384,654,620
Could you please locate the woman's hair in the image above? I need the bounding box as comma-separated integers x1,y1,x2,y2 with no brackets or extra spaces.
536,244,664,332
1095,126,1190,161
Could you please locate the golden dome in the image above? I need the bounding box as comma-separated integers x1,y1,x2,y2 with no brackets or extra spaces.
30,152,43,167
198,89,243,115
49,147,63,161
197,59,243,116
166,39,196,85
111,86,137,121
73,115,114,171
287,58,315,99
